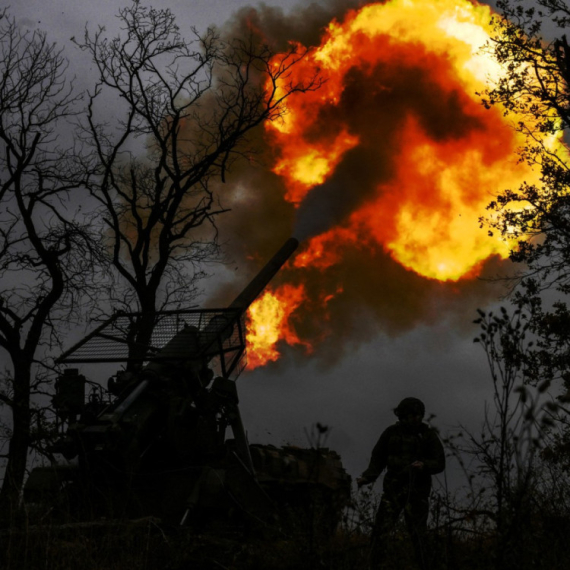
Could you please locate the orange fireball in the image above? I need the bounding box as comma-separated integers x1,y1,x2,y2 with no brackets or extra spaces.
265,0,564,281
244,0,568,365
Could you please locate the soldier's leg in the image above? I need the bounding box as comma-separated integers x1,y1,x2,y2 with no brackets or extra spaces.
370,487,406,569
403,490,430,570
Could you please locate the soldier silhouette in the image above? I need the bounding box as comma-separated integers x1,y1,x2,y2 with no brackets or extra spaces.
357,397,445,570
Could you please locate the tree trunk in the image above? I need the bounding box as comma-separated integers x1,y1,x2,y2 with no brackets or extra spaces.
0,361,31,525
127,294,157,367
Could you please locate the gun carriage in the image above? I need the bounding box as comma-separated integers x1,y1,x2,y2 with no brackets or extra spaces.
24,239,350,529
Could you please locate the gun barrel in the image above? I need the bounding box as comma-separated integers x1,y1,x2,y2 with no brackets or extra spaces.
229,238,299,310
148,238,299,366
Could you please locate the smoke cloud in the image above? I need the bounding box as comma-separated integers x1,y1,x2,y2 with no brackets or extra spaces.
193,0,524,365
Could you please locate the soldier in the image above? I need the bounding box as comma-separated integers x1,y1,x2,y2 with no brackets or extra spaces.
357,397,445,570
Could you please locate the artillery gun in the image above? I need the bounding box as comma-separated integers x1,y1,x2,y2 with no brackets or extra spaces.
24,239,350,530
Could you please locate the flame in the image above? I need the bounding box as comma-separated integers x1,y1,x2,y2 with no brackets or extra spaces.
293,227,358,269
244,0,568,364
265,0,564,280
273,130,359,204
245,284,308,369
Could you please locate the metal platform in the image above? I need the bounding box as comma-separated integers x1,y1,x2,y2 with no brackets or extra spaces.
57,310,247,378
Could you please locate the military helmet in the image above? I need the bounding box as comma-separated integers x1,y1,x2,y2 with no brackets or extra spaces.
394,397,425,419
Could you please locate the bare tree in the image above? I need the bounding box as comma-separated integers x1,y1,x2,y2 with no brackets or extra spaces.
0,11,93,518
443,307,566,570
480,0,570,465
75,0,322,360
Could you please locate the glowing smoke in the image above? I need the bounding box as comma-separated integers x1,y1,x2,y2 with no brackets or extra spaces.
196,0,562,367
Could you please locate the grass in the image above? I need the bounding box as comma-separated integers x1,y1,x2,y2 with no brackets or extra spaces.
2,486,570,570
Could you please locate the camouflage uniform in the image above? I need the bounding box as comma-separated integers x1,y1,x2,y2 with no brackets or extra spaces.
360,400,445,570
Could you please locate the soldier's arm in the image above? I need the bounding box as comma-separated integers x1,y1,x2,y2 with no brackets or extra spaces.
359,426,392,484
422,428,445,475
